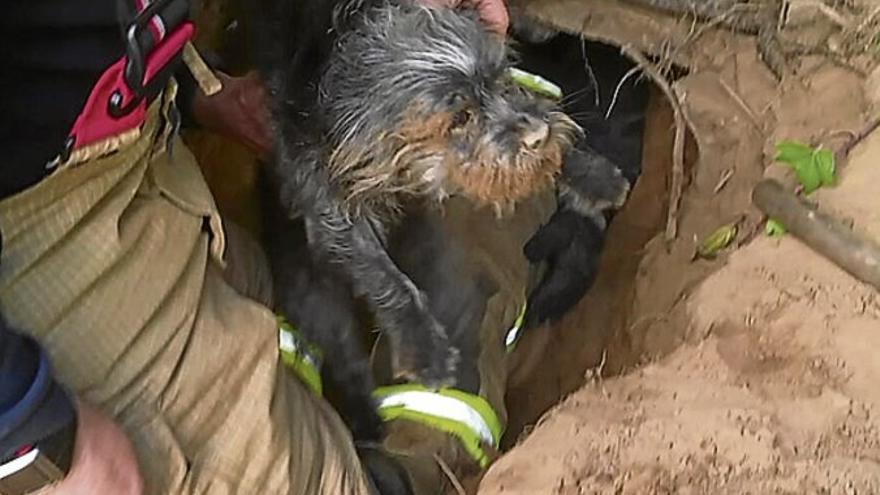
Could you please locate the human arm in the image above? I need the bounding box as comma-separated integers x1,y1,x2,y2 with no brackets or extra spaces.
175,52,273,160
0,321,143,495
0,324,143,495
522,208,607,329
0,326,76,468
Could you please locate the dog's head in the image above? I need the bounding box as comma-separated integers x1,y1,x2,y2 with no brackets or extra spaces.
320,1,580,210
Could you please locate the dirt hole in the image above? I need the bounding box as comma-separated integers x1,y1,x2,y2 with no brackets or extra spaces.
504,33,700,448
184,3,706,455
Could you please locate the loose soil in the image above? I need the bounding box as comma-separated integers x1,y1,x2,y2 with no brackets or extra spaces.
482,0,880,493
183,1,880,493
481,137,880,492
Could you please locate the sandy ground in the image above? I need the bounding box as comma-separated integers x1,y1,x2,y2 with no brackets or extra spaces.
480,133,880,493
481,23,880,495
182,1,880,492
480,1,880,493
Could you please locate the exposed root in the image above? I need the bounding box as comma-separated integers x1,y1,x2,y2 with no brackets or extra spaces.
714,168,735,194
718,79,762,133
622,0,772,34
835,117,880,163
621,0,819,80
584,349,608,381
618,44,687,244
788,0,849,28
757,25,787,80
666,3,766,66
605,66,643,119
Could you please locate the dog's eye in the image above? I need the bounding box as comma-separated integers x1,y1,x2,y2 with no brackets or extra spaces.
450,109,472,129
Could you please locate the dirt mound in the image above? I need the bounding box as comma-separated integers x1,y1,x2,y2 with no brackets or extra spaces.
482,203,880,492
182,1,880,492
485,0,880,493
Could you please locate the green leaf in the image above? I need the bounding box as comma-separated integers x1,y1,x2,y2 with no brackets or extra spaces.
765,218,787,237
775,141,814,165
813,148,836,187
697,223,738,259
794,159,822,194
773,141,836,195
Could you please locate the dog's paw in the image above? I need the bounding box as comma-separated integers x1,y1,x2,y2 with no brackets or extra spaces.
559,147,631,215
392,314,460,389
417,339,460,390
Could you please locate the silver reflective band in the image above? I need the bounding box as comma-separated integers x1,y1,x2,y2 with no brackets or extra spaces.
505,304,527,350
0,449,40,479
505,322,522,348
377,390,496,446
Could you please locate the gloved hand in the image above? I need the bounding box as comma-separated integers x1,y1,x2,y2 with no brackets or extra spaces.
522,143,630,329
522,207,607,329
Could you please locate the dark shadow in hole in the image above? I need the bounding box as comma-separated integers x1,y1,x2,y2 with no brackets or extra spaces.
503,33,699,449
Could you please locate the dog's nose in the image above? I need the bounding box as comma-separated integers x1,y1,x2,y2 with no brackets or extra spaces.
521,119,550,150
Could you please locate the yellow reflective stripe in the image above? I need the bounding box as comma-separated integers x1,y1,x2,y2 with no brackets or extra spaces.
373,384,503,468
277,315,324,396
508,67,563,100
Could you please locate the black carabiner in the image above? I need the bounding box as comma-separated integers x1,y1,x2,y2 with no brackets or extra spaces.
121,0,176,97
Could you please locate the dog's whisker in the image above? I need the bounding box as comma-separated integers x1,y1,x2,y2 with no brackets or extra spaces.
262,0,596,439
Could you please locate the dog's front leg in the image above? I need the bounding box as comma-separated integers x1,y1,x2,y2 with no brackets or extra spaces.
307,208,460,389
271,226,386,442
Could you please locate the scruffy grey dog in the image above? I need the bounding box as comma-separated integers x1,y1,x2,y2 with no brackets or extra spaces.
253,0,629,444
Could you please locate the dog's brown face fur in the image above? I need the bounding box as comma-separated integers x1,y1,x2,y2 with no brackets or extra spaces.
321,2,580,214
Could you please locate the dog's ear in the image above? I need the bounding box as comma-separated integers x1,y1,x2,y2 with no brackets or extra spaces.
559,147,630,217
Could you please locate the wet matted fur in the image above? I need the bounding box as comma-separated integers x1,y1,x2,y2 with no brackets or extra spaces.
252,0,631,444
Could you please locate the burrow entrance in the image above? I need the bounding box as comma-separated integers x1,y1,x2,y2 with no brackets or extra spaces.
184,0,724,458
502,32,701,448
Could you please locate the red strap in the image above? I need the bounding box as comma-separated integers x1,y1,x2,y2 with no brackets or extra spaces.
12,444,33,458
67,22,194,152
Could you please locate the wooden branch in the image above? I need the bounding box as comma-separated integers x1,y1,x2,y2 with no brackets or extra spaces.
752,179,880,290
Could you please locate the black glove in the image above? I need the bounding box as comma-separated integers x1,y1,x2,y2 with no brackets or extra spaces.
513,33,649,331
522,207,607,329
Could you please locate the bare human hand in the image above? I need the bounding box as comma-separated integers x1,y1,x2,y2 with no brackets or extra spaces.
418,0,509,36
38,400,143,495
191,70,274,160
